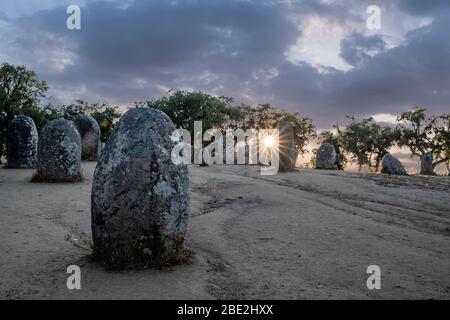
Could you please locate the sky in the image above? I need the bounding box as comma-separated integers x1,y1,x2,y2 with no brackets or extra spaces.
0,0,449,130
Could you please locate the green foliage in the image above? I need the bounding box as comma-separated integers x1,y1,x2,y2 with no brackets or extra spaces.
238,104,280,130
231,103,316,155
0,63,48,162
311,130,346,169
0,63,121,162
396,107,450,173
339,116,373,171
367,123,398,171
136,91,233,135
396,107,435,157
60,100,121,142
91,106,122,142
429,113,450,173
136,95,315,156
280,111,316,155
0,63,48,118
0,63,448,174
21,103,61,132
338,117,397,171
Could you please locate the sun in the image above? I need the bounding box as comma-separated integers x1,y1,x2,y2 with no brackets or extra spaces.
263,135,275,148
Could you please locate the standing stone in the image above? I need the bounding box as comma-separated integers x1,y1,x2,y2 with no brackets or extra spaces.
316,143,337,169
35,119,82,182
277,120,298,172
381,154,407,175
6,115,38,168
73,114,101,161
420,152,434,175
91,108,189,269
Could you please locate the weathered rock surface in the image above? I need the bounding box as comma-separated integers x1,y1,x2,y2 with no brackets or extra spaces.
91,108,189,269
420,152,434,175
277,120,298,172
73,114,101,161
35,119,82,182
381,154,407,175
316,143,337,170
6,115,38,168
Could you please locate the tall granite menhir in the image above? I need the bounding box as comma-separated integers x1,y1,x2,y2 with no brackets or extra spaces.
73,114,101,161
277,120,298,172
35,119,82,182
6,115,38,168
91,108,189,270
420,152,434,175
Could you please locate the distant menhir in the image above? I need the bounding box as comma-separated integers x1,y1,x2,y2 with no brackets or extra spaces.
316,143,337,170
34,119,82,182
6,115,38,169
73,114,101,161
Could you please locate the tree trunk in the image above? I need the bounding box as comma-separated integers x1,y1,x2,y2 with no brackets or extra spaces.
375,158,380,172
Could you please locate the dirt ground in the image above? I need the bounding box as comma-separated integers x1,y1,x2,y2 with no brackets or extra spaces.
0,162,449,299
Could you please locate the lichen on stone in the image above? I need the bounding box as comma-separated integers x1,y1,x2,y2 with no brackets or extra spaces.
91,108,190,270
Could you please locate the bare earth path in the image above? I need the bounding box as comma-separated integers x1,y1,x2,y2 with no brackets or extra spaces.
1,163,449,299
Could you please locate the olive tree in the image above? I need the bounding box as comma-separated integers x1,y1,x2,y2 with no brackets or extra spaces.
339,116,373,171
311,130,346,169
60,100,122,142
396,107,442,174
430,113,450,174
0,63,48,163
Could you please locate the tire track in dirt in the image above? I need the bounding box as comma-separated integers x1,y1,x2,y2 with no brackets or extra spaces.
234,170,450,237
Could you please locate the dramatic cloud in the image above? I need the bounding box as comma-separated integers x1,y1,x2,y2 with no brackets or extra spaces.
0,0,449,127
340,33,386,67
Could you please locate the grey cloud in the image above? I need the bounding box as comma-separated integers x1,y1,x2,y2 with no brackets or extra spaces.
13,0,298,104
2,0,449,128
396,0,450,16
340,33,386,67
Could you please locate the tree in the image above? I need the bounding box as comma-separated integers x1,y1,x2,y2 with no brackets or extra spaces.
223,103,248,130
235,103,316,155
311,130,346,169
0,63,48,162
430,113,450,174
60,100,122,142
135,91,234,166
136,90,233,136
339,116,373,171
20,102,61,132
396,107,441,174
367,123,398,172
279,111,316,156
338,117,398,172
91,106,122,142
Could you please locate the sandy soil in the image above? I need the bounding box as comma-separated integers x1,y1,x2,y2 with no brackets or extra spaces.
0,162,449,300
